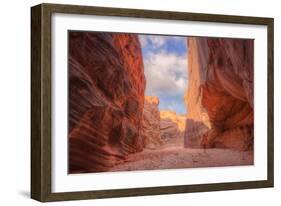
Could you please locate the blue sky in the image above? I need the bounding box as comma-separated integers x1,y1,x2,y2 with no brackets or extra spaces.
139,35,188,114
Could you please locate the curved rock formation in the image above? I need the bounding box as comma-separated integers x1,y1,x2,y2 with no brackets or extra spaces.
68,32,146,173
160,110,186,139
184,38,211,148
141,96,162,149
184,37,254,150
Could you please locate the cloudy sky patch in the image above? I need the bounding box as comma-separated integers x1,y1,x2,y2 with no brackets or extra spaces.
139,35,188,114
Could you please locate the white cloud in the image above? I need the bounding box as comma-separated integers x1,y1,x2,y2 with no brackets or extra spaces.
143,51,188,97
139,36,148,48
139,35,185,49
139,35,188,113
149,36,166,48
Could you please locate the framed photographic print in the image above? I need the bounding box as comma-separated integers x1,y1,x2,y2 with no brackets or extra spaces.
31,3,274,202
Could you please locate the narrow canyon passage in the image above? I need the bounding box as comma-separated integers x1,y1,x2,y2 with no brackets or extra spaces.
68,32,254,173
110,35,254,172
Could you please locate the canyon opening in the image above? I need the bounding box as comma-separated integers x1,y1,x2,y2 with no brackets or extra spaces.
68,31,254,174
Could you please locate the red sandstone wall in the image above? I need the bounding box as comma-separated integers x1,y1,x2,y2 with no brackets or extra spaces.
141,96,162,149
184,37,254,150
68,32,146,173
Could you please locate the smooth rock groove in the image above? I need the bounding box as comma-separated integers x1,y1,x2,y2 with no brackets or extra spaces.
68,32,146,173
184,37,254,150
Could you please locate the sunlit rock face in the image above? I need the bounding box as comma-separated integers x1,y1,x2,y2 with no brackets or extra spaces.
68,32,146,173
141,96,162,149
184,38,211,148
184,37,254,150
160,110,186,139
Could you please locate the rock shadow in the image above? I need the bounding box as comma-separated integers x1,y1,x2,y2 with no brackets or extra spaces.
184,119,209,148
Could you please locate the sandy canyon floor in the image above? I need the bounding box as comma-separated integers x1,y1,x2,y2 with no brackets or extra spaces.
110,138,253,172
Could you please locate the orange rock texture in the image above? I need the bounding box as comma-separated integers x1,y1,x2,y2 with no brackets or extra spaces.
141,96,162,149
184,37,254,150
68,32,146,173
160,110,186,139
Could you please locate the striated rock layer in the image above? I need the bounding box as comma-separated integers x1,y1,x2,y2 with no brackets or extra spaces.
184,37,254,150
68,32,146,173
160,110,186,139
141,96,162,149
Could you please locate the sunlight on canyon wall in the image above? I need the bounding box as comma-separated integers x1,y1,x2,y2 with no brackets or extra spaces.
184,37,254,151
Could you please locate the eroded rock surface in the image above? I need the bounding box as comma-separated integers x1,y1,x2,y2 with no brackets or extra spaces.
141,96,162,149
68,32,146,173
160,110,186,139
184,37,254,150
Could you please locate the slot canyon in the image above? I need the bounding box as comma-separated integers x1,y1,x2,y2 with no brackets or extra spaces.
68,32,254,173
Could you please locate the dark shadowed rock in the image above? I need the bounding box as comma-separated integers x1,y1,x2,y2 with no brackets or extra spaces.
184,119,209,148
